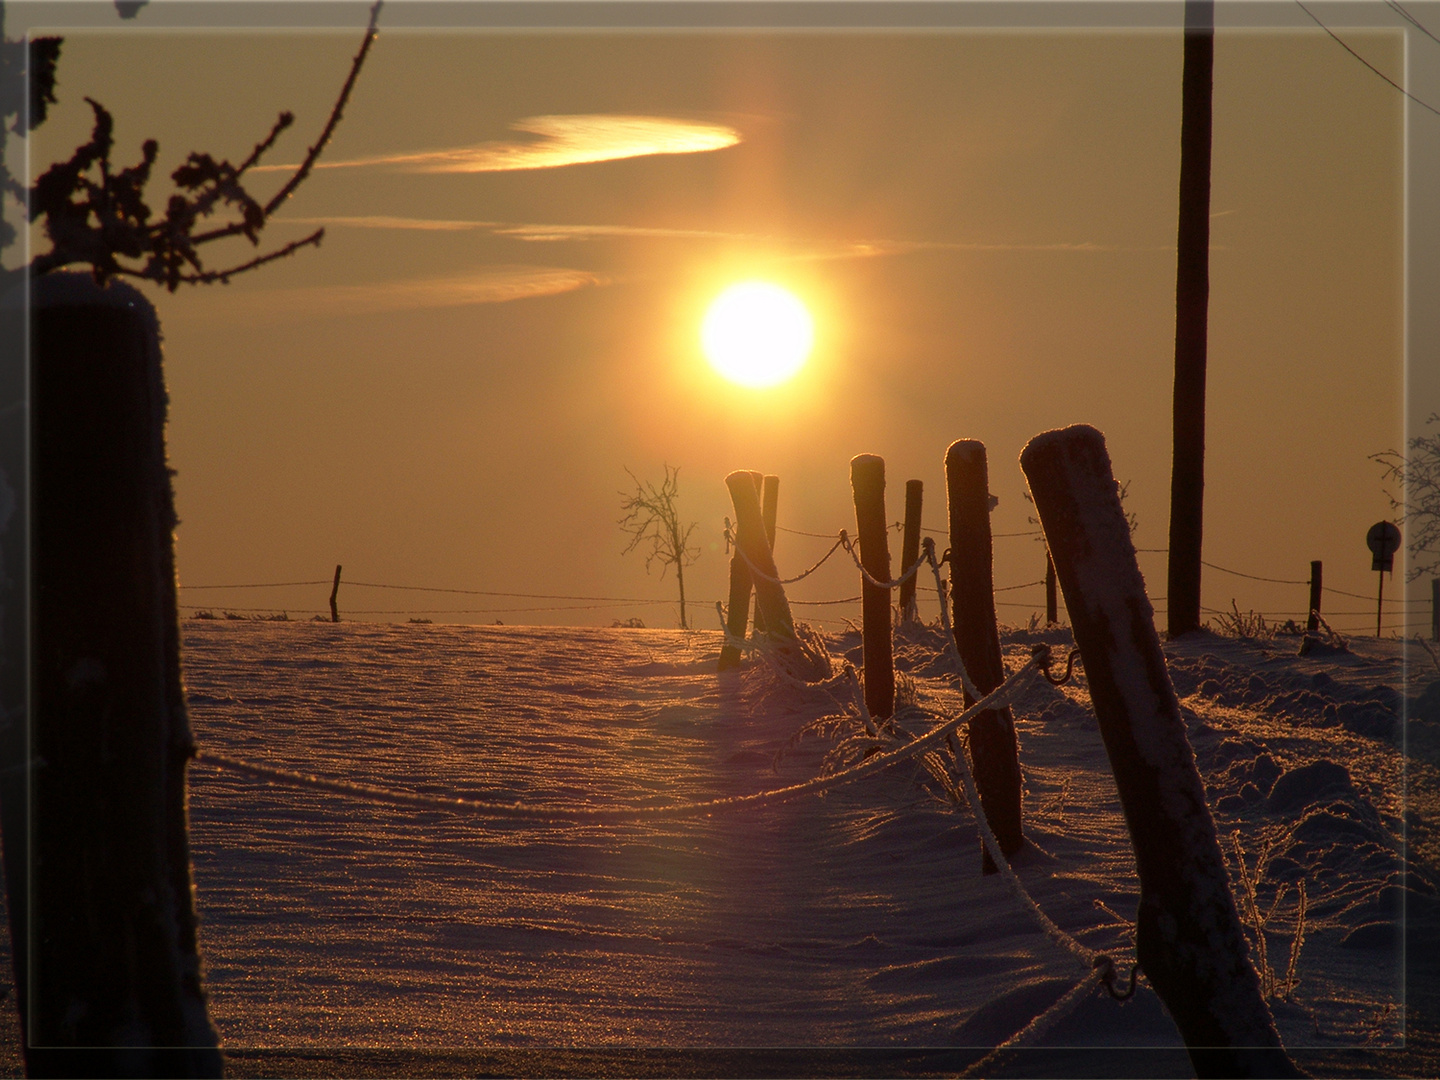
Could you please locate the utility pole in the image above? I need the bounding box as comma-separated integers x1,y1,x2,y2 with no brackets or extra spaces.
1167,0,1215,637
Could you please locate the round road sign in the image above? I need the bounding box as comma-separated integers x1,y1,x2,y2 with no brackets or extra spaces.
1367,521,1401,571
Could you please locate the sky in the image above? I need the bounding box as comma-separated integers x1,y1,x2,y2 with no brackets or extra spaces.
14,2,1431,633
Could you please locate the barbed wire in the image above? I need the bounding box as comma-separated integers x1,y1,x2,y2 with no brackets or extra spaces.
724,521,846,585
995,579,1046,593
194,655,1045,825
836,532,929,592
1201,561,1309,586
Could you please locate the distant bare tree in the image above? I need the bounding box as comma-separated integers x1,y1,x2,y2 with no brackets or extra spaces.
1372,414,1440,582
618,465,700,629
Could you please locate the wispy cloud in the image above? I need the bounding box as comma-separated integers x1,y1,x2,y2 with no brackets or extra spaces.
833,239,1163,257
255,114,740,174
282,214,1177,257
282,215,758,244
168,265,603,322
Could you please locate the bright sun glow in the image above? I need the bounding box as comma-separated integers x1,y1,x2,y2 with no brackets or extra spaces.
701,282,814,388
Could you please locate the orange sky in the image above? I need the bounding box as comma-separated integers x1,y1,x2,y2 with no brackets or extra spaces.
16,3,1434,633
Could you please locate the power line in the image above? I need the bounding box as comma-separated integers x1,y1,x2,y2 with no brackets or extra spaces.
1386,0,1440,47
179,580,329,589
1296,0,1440,117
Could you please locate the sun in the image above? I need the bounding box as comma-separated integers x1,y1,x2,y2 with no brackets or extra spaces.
700,281,814,388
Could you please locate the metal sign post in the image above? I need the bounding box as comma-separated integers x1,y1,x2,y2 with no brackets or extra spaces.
1366,521,1401,638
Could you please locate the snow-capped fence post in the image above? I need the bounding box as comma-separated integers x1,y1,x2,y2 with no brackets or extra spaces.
898,479,924,623
1020,424,1302,1080
752,474,780,635
850,454,894,719
945,440,1024,873
1045,552,1058,625
1306,560,1322,635
718,470,765,670
22,273,223,1076
330,563,343,622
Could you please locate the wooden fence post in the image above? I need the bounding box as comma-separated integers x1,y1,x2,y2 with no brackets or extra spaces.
753,475,779,634
330,563,343,623
898,479,923,623
1045,552,1058,625
718,470,765,670
945,440,1024,873
0,288,29,1077
21,272,223,1076
850,455,894,720
725,471,796,645
1307,560,1322,635
1433,577,1439,643
1021,424,1301,1079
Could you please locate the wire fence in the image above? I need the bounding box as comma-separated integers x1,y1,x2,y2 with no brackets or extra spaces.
178,501,1430,1056
177,519,1437,635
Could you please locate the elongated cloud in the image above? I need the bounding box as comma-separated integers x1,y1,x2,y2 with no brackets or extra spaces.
256,114,740,174
169,266,603,323
283,215,1177,256
283,215,755,244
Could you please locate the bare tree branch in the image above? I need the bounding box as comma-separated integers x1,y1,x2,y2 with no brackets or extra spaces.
21,0,380,289
261,0,380,217
618,465,701,629
115,226,324,287
1371,413,1440,582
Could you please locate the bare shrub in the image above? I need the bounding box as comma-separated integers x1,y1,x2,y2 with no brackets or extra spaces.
1210,600,1272,640
1227,826,1307,1002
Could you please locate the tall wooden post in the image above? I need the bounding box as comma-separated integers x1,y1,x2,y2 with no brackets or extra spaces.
719,470,765,670
898,479,924,623
330,564,343,623
1021,424,1301,1079
1045,552,1058,625
850,455,894,720
0,286,30,1077
21,273,223,1076
725,471,796,646
945,440,1024,873
1166,0,1215,638
1307,560,1322,635
753,475,779,635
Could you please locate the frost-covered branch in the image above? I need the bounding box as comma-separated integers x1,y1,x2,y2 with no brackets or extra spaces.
1371,413,1440,582
6,0,381,293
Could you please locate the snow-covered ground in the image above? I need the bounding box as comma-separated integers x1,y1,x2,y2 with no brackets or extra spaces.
140,616,1439,1077
0,616,1434,1076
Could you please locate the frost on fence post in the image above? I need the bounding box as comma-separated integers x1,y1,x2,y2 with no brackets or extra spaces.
752,474,779,635
850,454,894,720
721,471,796,667
945,440,1023,873
1020,423,1302,1080
23,273,223,1076
719,470,764,670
